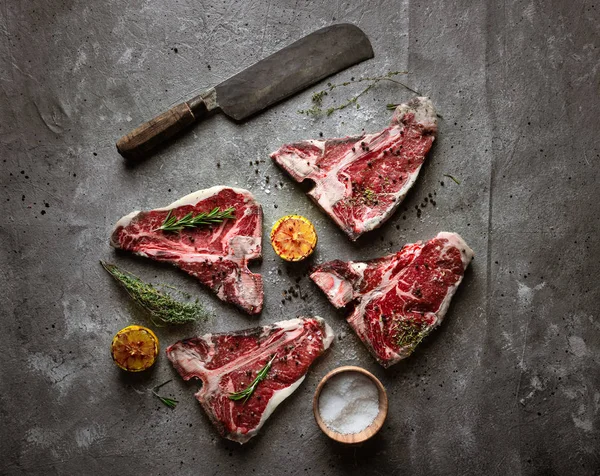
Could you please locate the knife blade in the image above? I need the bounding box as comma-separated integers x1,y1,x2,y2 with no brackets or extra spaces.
116,24,373,160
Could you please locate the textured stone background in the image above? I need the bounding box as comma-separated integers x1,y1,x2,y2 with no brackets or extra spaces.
1,0,599,474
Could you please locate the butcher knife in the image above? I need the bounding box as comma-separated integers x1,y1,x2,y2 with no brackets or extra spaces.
116,24,373,160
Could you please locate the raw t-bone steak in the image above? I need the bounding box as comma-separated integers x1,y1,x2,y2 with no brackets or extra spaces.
310,232,473,367
271,97,437,240
166,317,334,443
110,186,263,314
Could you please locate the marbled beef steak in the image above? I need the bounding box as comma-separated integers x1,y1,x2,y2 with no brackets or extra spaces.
110,186,263,314
310,232,473,367
167,317,334,443
271,97,437,240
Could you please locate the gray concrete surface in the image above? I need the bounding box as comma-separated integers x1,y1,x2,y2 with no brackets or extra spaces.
1,0,598,474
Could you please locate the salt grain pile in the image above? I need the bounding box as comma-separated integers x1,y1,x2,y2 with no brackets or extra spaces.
318,371,379,434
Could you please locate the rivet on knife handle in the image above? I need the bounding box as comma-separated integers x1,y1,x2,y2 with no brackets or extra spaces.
116,89,217,160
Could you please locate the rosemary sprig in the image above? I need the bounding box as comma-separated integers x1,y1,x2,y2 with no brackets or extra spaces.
298,71,420,117
228,354,276,404
153,380,178,408
101,261,209,326
395,317,430,354
443,174,461,185
158,206,235,232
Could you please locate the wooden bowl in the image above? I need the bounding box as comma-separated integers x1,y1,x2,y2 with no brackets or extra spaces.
313,366,388,444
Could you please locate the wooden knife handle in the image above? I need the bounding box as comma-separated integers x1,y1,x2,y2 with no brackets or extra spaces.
116,95,209,160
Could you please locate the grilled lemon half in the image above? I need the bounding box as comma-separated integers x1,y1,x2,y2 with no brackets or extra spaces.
111,325,159,372
270,215,318,262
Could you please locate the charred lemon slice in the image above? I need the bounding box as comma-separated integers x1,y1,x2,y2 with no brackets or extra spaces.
270,215,317,261
111,325,159,372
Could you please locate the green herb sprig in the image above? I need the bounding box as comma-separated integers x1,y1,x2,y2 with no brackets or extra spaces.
363,187,377,204
443,174,461,185
153,380,178,408
228,354,276,404
101,261,209,326
395,317,430,354
298,71,420,117
157,206,235,233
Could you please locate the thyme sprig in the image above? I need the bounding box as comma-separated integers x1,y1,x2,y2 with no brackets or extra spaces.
153,380,178,408
101,261,209,326
395,317,430,354
157,206,235,232
363,187,377,204
298,71,420,117
228,354,276,404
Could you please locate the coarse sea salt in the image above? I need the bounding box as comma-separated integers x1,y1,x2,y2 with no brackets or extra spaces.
318,371,379,434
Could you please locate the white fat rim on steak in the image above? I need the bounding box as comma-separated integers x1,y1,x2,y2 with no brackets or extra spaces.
191,317,333,380
111,210,139,235
230,317,334,443
345,232,472,367
353,97,437,235
273,98,437,239
180,317,334,444
233,376,306,443
393,97,438,131
429,232,474,328
357,160,425,234
153,186,256,211
436,231,474,268
111,185,256,231
389,231,472,365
